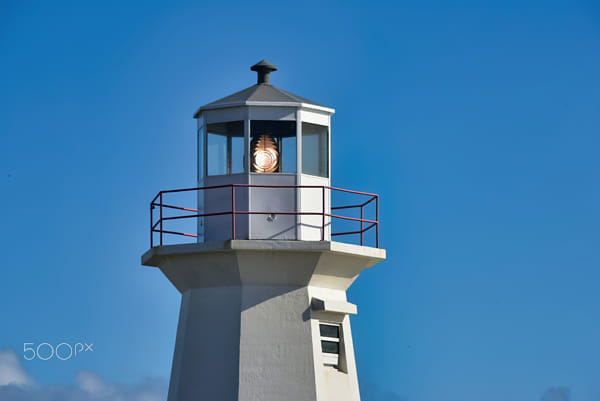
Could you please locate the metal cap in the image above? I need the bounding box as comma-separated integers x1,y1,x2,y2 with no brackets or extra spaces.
251,60,277,85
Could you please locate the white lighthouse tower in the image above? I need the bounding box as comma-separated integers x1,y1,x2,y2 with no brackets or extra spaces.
142,60,386,401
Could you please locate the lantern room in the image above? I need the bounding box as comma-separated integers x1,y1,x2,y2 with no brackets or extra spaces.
194,60,334,242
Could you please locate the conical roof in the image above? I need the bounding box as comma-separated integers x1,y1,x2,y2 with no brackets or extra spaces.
194,60,332,117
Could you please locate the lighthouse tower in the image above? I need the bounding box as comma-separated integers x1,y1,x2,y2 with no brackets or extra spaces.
142,60,386,401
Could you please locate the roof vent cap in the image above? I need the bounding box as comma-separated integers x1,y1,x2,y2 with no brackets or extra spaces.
251,60,277,85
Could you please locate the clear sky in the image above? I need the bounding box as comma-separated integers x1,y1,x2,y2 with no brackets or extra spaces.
1,1,599,400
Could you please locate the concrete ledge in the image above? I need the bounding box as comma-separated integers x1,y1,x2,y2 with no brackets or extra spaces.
141,240,386,292
311,298,357,315
141,240,386,267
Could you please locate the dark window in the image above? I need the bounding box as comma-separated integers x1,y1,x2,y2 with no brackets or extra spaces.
321,340,340,354
320,324,340,338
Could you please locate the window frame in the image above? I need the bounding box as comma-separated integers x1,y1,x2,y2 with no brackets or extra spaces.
319,322,341,368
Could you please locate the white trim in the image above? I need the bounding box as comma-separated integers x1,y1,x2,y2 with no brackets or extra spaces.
296,109,302,240
328,114,331,182
199,101,335,114
322,353,339,367
245,115,251,237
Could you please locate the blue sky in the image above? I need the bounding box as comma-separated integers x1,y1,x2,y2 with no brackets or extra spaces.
1,1,599,400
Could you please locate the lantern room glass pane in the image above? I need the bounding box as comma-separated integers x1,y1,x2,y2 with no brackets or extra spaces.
250,120,296,173
302,122,328,178
207,132,226,176
206,121,244,176
281,136,296,173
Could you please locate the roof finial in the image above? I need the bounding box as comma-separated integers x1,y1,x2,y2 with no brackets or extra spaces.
251,60,277,85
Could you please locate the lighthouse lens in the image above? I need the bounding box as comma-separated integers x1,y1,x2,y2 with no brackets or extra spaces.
251,134,279,173
251,120,296,173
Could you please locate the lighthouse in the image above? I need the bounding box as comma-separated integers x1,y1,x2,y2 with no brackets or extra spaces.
141,60,386,401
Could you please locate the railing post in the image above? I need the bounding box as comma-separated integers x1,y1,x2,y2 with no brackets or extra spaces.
375,195,379,248
322,186,325,241
150,202,154,248
360,205,364,246
159,192,163,246
232,185,236,240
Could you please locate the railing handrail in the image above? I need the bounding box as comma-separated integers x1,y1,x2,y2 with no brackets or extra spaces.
150,184,379,248
152,184,379,198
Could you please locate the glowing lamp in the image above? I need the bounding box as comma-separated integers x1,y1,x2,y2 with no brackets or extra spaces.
251,134,279,173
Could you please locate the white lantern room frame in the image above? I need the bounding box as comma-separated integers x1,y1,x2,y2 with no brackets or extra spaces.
195,101,334,243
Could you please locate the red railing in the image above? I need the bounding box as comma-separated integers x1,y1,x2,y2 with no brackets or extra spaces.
150,184,379,248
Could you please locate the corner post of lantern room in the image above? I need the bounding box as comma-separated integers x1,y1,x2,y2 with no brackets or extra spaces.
295,107,302,240
296,105,333,242
196,113,205,244
243,108,251,228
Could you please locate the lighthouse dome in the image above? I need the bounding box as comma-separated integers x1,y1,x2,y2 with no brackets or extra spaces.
194,60,333,117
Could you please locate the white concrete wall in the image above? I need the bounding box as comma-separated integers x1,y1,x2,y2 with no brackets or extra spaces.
143,241,386,401
167,286,242,401
168,284,361,401
238,286,317,401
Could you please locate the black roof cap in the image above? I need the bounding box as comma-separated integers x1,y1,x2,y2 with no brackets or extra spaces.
250,60,277,84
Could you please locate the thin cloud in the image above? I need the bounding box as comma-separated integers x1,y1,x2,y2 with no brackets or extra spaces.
541,386,570,401
0,349,33,386
0,348,167,401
